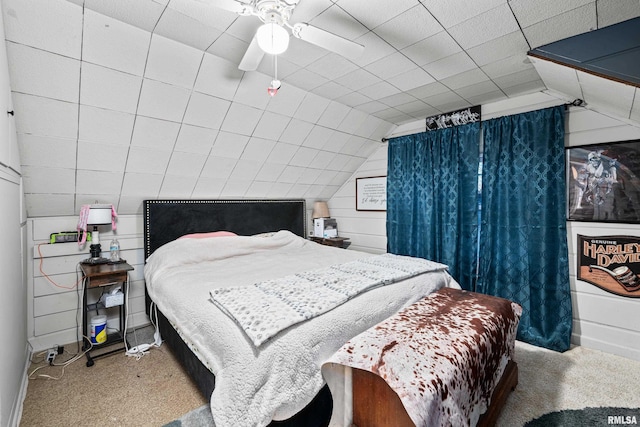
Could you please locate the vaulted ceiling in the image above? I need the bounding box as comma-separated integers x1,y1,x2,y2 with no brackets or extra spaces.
3,0,639,217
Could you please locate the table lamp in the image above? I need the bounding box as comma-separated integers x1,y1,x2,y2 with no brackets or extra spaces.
83,204,113,264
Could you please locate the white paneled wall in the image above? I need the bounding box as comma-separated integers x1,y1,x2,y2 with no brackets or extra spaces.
27,215,146,352
330,94,640,360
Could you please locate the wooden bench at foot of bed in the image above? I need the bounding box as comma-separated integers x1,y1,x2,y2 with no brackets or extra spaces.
324,287,523,427
352,360,518,427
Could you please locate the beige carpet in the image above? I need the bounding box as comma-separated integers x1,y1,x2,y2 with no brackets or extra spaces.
20,334,640,426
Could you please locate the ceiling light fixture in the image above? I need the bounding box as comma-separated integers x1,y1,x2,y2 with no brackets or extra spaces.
256,22,289,54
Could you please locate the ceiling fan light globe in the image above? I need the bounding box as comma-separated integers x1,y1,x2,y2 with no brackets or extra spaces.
256,23,289,54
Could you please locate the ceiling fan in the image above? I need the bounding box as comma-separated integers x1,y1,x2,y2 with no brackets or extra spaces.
196,0,365,71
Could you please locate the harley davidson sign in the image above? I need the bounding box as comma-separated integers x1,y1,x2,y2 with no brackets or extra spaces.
577,234,640,297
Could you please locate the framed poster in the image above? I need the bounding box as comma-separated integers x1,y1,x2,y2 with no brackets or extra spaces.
356,176,387,211
577,234,640,298
566,139,640,223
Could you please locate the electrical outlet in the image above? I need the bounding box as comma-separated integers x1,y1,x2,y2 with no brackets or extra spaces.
46,348,57,364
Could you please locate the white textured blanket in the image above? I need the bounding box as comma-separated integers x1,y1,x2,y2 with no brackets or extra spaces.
210,254,448,346
144,231,457,427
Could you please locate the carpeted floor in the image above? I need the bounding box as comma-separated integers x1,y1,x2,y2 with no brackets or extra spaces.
20,327,640,426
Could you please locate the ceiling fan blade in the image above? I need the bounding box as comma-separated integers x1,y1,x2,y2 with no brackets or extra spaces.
238,35,265,71
292,23,364,60
193,0,250,14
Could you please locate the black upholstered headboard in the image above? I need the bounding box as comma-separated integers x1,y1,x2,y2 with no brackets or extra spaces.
143,199,307,259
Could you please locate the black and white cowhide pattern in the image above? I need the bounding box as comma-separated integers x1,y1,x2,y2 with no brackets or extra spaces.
327,287,522,427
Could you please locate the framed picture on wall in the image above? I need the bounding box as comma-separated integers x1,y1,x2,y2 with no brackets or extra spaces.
356,176,387,211
566,139,640,223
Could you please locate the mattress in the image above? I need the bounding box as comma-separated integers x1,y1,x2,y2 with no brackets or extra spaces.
144,230,458,427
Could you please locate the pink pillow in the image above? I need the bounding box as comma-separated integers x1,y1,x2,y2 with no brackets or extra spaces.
179,231,238,239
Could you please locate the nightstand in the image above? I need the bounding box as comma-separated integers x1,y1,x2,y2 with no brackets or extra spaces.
309,236,350,248
80,261,133,366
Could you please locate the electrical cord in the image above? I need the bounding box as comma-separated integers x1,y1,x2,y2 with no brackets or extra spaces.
123,275,163,360
28,336,93,380
37,243,83,289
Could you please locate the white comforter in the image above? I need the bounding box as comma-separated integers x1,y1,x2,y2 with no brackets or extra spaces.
144,230,457,427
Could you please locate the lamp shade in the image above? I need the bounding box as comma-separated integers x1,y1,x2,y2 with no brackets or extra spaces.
312,201,330,219
87,204,112,226
256,22,289,54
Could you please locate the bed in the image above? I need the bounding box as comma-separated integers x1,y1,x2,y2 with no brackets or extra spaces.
143,199,519,427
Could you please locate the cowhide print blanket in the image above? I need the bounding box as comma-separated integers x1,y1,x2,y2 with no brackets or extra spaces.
324,287,522,427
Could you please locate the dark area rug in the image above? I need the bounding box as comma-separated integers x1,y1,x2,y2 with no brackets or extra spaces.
525,407,639,426
163,405,213,427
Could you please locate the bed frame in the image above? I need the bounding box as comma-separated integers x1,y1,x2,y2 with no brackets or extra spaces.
143,199,517,426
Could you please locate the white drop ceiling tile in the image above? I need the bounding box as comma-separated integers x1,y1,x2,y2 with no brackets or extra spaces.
166,0,239,32
440,68,490,91
387,68,436,92
344,156,365,172
481,55,535,80
314,168,338,185
334,69,382,93
466,31,530,67
154,7,223,51
80,63,142,114
25,194,75,217
279,119,315,145
116,196,145,215
340,136,366,156
298,168,323,185
286,184,311,198
75,169,123,195
308,3,369,42
229,159,261,181
253,112,291,140
355,100,391,115
22,166,75,194
255,162,286,181
2,0,82,58
311,82,352,101
18,135,76,168
378,92,419,108
290,147,319,167
137,79,191,122
82,10,150,76
84,0,165,32
597,0,640,27
241,137,276,161
223,12,260,43
77,142,128,172
405,81,450,100
266,83,306,117
206,33,248,65
303,126,335,150
306,54,359,81
447,4,520,50
220,180,252,197
220,103,263,136
278,165,306,184
245,181,274,197
266,143,298,165
509,0,592,28
312,151,336,170
13,94,78,140
523,5,596,49
422,52,478,81
336,0,415,29
326,153,350,171
422,90,467,109
284,68,329,93
578,71,636,119
233,72,273,110
131,116,181,150
358,81,403,101
394,99,433,115
630,88,640,123
183,92,231,129
175,125,218,154
350,31,397,68
354,116,389,139
337,109,368,134
210,131,249,159
146,35,203,89
335,91,373,108
192,177,224,198
294,93,331,123
501,80,545,97
121,172,163,196
126,147,172,174
529,58,582,99
200,155,237,179
7,43,80,103
166,151,207,177
321,130,350,153
280,37,329,69
373,5,443,50
367,52,420,81
463,89,505,105
79,105,135,146
318,101,353,128
159,175,197,198
456,81,502,99
401,31,463,67
493,67,543,90
194,54,244,101
419,0,507,29
290,0,332,22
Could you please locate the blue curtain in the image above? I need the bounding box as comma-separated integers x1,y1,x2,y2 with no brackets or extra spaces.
387,123,480,290
477,106,572,352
